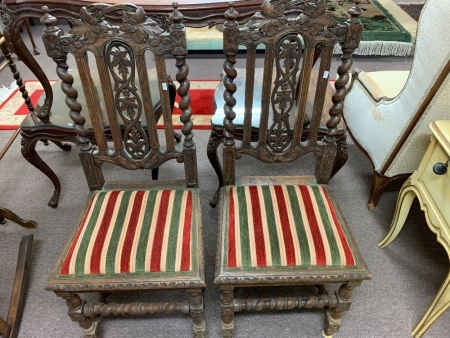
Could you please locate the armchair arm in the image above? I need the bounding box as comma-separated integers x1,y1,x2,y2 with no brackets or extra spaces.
357,70,409,102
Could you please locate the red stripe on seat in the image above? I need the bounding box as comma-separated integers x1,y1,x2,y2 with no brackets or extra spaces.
322,189,355,265
150,191,171,272
299,186,326,265
90,191,120,274
120,191,145,273
249,186,267,267
180,191,193,271
227,190,237,268
274,186,296,266
59,197,96,275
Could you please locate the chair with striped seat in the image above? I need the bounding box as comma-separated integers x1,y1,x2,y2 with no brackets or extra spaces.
40,3,205,337
214,1,371,337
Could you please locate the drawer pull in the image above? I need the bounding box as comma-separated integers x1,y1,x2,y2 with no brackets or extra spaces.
433,159,450,175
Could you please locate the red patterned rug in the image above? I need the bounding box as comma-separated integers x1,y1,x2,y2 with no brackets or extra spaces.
0,80,218,130
0,81,52,130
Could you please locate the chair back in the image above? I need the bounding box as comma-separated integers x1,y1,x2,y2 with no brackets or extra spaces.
380,0,450,175
41,3,198,189
220,0,362,185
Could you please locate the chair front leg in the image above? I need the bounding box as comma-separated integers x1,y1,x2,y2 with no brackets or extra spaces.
55,291,99,338
187,288,206,338
220,286,235,338
323,281,361,337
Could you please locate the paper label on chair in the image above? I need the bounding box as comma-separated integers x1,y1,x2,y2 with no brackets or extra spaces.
162,83,167,90
323,71,330,79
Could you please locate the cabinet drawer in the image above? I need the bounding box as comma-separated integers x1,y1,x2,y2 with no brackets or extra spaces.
420,141,450,229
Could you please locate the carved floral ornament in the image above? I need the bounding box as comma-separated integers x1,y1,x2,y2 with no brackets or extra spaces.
240,0,345,40
64,4,168,46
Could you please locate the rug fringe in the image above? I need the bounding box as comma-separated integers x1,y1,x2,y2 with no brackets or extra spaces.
334,41,413,57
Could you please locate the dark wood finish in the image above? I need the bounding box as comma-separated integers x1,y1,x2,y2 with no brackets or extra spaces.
0,33,36,338
23,18,40,55
41,3,204,336
0,0,305,208
0,33,38,230
1,21,176,208
213,1,371,337
208,0,356,206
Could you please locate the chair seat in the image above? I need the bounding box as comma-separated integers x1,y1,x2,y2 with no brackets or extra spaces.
216,185,370,284
48,188,204,288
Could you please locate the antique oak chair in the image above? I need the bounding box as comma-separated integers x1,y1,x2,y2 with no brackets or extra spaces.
342,0,450,210
41,3,205,337
18,23,178,209
213,1,371,337
207,3,349,207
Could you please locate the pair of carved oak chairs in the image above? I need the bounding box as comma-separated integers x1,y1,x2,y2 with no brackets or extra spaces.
40,1,370,337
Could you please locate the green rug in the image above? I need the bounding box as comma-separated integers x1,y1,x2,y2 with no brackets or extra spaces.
186,0,416,56
328,0,415,56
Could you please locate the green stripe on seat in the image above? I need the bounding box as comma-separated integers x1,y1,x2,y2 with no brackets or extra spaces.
224,185,356,270
261,185,281,266
74,192,107,274
135,190,158,272
286,185,311,265
311,186,341,266
165,190,184,272
58,189,198,277
106,191,132,273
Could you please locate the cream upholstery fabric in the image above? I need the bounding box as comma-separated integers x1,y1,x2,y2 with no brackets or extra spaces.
343,0,450,177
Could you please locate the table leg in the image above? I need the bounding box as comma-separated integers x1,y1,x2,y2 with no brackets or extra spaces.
207,129,224,207
412,271,450,337
378,179,417,248
0,207,37,229
20,134,72,208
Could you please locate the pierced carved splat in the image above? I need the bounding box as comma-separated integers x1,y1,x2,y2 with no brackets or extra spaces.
106,42,149,159
269,34,302,153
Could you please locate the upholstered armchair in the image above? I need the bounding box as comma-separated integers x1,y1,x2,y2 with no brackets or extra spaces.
343,0,450,210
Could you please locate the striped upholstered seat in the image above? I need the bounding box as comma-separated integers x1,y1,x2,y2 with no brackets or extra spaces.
57,189,199,277
221,185,357,271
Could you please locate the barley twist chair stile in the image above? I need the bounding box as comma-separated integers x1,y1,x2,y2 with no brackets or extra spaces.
213,1,371,337
40,3,205,337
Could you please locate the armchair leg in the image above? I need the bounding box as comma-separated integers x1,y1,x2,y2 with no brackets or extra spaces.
367,172,409,210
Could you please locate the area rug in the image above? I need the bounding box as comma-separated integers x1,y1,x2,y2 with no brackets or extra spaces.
187,0,417,56
0,81,50,130
172,80,218,130
0,80,218,130
330,0,417,55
